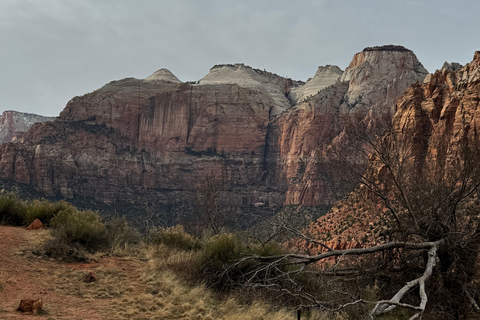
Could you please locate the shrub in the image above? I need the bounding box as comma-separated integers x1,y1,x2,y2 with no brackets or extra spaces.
248,242,285,257
42,237,89,262
147,225,199,251
50,209,107,252
202,233,242,267
105,216,141,253
0,191,25,225
23,199,75,226
199,233,251,291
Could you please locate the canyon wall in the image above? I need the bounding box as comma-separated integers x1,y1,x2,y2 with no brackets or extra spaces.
0,46,430,222
0,111,55,144
308,51,480,247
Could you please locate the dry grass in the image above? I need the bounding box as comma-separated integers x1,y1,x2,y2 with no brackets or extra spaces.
46,266,134,299
3,225,347,320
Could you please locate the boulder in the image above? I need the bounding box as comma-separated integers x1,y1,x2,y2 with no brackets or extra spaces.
26,218,44,230
83,271,98,283
17,298,43,314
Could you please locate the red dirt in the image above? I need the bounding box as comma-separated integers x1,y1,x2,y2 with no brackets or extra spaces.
0,226,145,319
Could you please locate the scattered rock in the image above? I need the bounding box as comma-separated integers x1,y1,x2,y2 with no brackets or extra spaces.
26,218,44,230
17,298,43,314
83,271,98,283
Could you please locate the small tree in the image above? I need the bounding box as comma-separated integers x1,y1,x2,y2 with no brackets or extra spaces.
222,111,480,319
178,172,228,237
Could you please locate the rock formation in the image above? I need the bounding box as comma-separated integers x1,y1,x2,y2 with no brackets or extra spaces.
276,45,428,206
26,218,44,230
0,46,430,224
0,111,55,144
308,51,480,247
199,63,303,115
289,65,343,104
17,298,43,314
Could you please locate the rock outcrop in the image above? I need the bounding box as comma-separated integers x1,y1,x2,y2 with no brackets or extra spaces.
0,111,55,144
289,65,343,104
0,68,286,221
276,45,428,206
308,51,480,247
26,218,44,230
17,299,43,314
0,46,431,223
199,63,304,115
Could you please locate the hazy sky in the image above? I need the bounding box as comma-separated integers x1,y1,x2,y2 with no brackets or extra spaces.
1,0,479,116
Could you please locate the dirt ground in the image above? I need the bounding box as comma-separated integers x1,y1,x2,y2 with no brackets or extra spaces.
0,226,147,320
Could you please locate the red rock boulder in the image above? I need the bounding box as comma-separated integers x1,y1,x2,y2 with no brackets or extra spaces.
26,218,44,230
83,271,98,283
17,298,43,314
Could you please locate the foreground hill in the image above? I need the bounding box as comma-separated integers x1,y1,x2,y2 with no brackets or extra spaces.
0,225,304,320
0,45,427,222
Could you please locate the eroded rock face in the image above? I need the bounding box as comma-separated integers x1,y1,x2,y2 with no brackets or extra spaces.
0,111,55,144
199,63,304,115
289,65,343,104
276,45,428,206
0,70,286,217
0,47,431,222
308,51,480,247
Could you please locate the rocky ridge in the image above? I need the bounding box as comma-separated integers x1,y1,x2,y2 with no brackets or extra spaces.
0,111,55,144
289,65,343,104
0,45,430,223
308,50,480,248
199,63,304,115
276,46,428,206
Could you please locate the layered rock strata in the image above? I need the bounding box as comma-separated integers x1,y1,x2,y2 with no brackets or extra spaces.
308,51,480,248
276,46,428,206
0,111,55,144
0,46,429,221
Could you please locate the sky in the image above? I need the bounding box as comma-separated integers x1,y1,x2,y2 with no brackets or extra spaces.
1,0,479,116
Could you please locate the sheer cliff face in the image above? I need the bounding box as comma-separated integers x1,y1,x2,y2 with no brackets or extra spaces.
308,51,480,246
277,46,428,206
0,46,430,216
59,79,273,154
0,74,282,207
0,111,55,144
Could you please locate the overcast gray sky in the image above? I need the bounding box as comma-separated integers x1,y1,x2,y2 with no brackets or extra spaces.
1,0,479,116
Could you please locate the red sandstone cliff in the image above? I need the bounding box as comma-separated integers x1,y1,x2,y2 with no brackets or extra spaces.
276,46,428,206
0,46,430,220
308,51,480,248
0,111,55,144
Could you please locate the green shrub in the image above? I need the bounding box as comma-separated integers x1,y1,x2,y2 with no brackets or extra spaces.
42,237,89,262
201,233,242,267
148,225,199,251
23,199,75,226
199,233,251,291
105,216,140,252
249,242,285,257
50,209,107,251
0,191,25,225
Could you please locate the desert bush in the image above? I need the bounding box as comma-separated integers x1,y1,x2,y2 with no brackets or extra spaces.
248,241,285,257
42,237,89,262
0,191,25,225
147,225,200,251
105,216,141,255
23,199,75,226
49,209,108,252
199,233,254,292
201,233,242,268
106,216,140,246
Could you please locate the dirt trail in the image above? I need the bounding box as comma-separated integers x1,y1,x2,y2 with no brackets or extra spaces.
0,226,147,319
